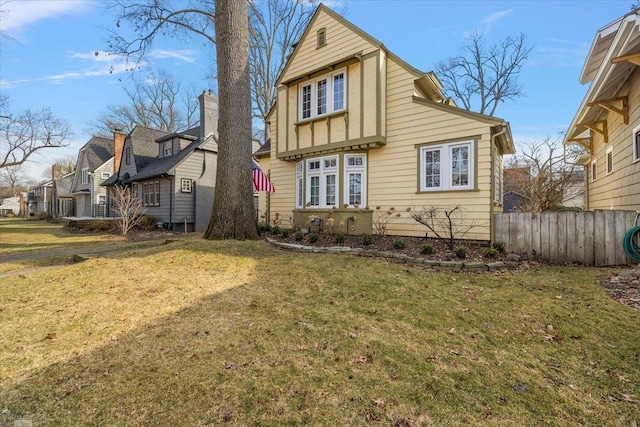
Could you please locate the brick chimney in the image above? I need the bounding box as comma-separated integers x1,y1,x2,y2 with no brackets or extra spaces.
113,128,126,172
198,90,218,141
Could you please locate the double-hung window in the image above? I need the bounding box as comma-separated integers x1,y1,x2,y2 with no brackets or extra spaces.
419,140,474,191
299,68,346,121
142,181,160,206
344,154,366,207
81,168,89,185
306,156,338,208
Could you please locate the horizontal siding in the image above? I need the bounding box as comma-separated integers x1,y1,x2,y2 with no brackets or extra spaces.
588,67,640,210
281,11,377,82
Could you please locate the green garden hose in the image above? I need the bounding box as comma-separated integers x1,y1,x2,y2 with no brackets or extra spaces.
623,211,640,263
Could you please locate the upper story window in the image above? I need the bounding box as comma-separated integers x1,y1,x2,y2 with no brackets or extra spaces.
633,125,640,163
165,144,173,156
125,147,131,165
317,28,326,48
299,68,346,121
101,172,111,180
181,178,192,193
81,167,89,185
419,140,474,192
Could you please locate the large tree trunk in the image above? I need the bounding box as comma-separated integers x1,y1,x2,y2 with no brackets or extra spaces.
204,0,258,240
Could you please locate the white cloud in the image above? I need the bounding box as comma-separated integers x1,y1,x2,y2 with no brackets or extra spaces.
0,0,90,34
150,49,199,64
463,9,514,38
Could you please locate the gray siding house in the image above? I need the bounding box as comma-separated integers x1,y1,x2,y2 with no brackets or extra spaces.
104,90,219,232
70,136,114,217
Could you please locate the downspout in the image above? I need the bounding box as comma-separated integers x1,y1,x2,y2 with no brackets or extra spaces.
161,174,173,231
490,125,508,243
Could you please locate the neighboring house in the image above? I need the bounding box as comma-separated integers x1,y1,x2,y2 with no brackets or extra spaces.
502,167,585,212
256,5,514,241
104,90,220,232
31,179,54,214
69,136,114,218
53,171,76,217
565,10,640,211
0,196,21,216
502,167,530,212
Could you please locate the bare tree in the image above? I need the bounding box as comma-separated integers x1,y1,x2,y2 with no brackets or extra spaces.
435,32,532,116
410,206,478,250
0,95,72,169
111,185,147,235
505,136,585,212
0,164,27,197
204,0,257,239
89,69,199,136
52,155,76,175
249,0,317,125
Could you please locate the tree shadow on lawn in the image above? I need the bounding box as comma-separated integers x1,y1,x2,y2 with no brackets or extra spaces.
2,239,639,426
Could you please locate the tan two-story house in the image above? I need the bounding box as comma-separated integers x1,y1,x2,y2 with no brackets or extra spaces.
256,5,514,241
565,10,640,211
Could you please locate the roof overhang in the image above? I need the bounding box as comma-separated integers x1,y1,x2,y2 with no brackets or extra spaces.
565,11,640,146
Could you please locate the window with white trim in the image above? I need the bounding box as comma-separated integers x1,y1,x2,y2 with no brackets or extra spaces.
295,161,303,208
299,68,346,121
344,154,366,207
606,146,613,175
181,178,192,193
306,155,338,208
419,140,474,191
591,159,597,182
633,125,640,163
81,168,89,185
101,172,111,180
98,195,106,204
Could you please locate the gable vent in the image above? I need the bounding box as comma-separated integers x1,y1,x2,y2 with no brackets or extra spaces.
317,28,326,48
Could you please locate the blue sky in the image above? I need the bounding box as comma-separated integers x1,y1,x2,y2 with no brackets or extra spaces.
0,0,634,182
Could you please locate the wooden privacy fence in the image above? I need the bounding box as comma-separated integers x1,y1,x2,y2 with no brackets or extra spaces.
494,210,638,266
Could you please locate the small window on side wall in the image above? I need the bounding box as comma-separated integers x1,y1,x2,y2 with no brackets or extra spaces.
181,178,192,193
591,160,597,182
633,125,640,163
606,146,613,175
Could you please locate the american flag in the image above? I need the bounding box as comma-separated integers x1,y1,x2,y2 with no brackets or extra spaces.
252,161,275,193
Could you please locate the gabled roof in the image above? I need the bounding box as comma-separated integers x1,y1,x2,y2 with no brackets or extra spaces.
254,138,271,158
275,4,445,102
130,134,218,182
79,136,114,170
565,10,640,143
55,173,75,197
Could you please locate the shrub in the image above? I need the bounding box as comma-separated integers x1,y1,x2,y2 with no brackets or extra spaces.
308,232,319,243
492,241,506,253
363,233,373,245
454,246,468,259
87,220,112,232
483,247,498,258
294,231,304,242
280,228,290,238
335,231,345,244
272,226,282,236
393,238,405,250
258,222,272,234
420,244,434,255
137,214,159,231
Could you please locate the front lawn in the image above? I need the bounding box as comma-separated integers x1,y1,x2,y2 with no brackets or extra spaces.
1,238,638,426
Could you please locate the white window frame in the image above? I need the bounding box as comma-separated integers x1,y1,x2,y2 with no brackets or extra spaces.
295,161,303,209
81,167,89,185
98,194,106,204
344,154,366,208
591,159,597,182
306,155,339,208
606,145,613,175
298,68,347,121
419,140,474,192
633,124,640,163
101,172,111,180
181,178,192,193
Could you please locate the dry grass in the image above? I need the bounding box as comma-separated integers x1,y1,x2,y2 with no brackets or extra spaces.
1,237,639,426
0,218,125,255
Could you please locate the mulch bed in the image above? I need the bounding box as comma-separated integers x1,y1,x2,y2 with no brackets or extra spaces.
599,270,640,311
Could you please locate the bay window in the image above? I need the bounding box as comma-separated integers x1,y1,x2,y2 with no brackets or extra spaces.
419,140,474,191
299,68,346,121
